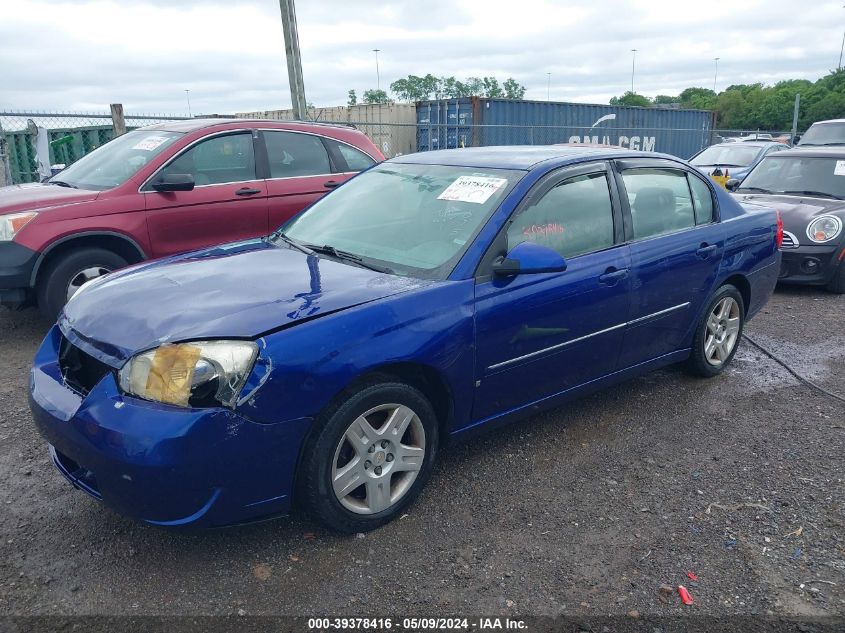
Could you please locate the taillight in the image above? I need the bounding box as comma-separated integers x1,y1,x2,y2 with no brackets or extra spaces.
776,211,784,249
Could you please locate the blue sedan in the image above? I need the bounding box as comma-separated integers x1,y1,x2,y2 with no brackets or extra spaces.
29,146,782,532
690,140,788,183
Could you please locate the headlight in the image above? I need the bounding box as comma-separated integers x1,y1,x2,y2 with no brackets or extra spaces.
807,215,842,243
118,340,258,408
0,212,37,241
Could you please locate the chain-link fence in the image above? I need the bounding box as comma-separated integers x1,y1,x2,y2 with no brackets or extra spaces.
350,123,796,159
0,111,190,185
0,107,798,187
714,129,796,143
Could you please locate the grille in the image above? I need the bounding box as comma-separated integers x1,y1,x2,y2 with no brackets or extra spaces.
58,335,113,396
781,230,799,249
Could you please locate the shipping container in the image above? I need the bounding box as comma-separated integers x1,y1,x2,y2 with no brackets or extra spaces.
415,97,715,159
236,104,417,158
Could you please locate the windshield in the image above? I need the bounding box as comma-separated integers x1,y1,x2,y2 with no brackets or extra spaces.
691,144,761,167
739,156,845,199
49,129,183,190
279,163,523,279
799,122,845,146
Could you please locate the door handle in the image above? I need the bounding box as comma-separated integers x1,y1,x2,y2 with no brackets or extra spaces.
697,243,718,258
235,187,262,196
598,268,629,285
324,180,340,189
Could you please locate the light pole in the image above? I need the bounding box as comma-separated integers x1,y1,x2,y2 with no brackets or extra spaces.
373,48,381,91
547,72,551,101
839,5,845,69
184,89,192,117
630,49,637,94
713,57,720,93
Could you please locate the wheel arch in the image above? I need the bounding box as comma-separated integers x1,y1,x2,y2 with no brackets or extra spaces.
291,361,456,508
721,273,751,315
362,362,455,442
31,231,146,287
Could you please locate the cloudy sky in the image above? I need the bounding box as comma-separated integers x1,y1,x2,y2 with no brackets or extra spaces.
1,0,843,116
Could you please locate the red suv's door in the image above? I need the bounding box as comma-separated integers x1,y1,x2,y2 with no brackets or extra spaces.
261,130,377,230
143,130,268,258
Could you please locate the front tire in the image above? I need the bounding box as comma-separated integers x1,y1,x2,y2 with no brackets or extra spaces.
687,285,745,377
299,380,439,533
36,247,127,321
826,260,845,294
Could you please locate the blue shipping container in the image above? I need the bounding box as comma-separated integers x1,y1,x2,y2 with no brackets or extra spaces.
415,97,715,159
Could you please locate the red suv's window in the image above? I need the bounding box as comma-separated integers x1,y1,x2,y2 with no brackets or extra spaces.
327,139,377,171
158,133,256,186
264,131,331,178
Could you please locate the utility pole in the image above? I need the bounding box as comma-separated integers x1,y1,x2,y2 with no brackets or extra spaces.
184,89,192,117
791,93,801,145
373,49,381,91
110,103,126,136
279,0,307,120
713,57,720,93
547,72,551,101
631,49,637,94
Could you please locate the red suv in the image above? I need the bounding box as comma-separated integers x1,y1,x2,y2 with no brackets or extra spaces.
0,119,383,318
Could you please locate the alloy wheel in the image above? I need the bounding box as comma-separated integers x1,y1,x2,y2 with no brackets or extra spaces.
704,296,741,366
66,266,111,302
331,403,426,515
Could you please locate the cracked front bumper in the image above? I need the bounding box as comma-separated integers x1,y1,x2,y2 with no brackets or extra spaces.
28,326,312,528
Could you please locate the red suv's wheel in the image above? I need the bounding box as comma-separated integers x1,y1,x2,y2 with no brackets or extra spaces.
37,248,128,320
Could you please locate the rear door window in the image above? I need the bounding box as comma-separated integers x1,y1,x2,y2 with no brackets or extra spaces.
621,169,696,239
263,131,332,178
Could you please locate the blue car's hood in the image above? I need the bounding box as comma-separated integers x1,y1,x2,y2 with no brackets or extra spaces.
61,239,429,364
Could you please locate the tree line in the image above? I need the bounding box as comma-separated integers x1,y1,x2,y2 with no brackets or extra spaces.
609,69,845,131
348,74,527,106
344,68,844,132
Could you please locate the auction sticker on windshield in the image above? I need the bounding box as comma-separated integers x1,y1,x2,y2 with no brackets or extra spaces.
834,160,845,176
437,176,508,204
132,135,172,152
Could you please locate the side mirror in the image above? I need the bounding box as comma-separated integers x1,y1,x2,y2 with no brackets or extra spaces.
725,178,741,192
492,241,568,277
152,173,195,192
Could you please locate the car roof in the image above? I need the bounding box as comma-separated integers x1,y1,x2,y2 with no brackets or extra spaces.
388,145,669,169
775,147,845,158
710,141,775,148
809,119,845,125
142,117,356,134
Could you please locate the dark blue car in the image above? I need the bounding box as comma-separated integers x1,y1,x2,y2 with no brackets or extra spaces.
690,140,788,183
29,146,782,532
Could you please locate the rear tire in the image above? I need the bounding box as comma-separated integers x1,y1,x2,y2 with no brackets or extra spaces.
687,284,745,378
826,260,845,294
299,379,439,533
36,248,127,321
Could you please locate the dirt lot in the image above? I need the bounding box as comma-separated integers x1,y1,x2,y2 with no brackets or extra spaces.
0,286,843,622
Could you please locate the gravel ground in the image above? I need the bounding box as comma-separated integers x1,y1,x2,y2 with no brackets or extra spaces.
0,286,843,622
